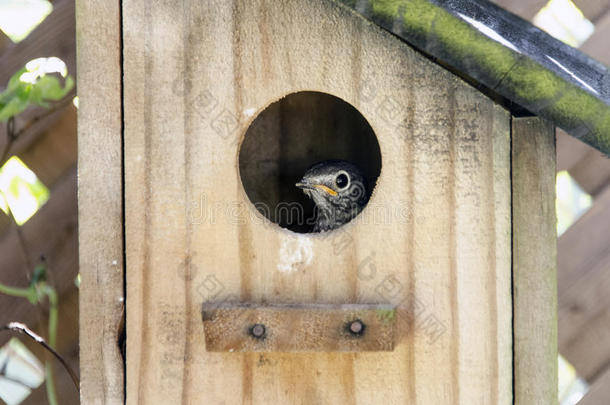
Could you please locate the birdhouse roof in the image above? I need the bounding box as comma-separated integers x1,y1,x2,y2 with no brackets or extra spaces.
339,0,610,155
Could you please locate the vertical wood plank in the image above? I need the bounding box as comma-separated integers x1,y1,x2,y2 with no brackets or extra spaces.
76,0,124,404
512,117,557,405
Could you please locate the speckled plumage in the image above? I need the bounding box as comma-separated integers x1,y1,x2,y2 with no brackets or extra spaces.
296,160,369,232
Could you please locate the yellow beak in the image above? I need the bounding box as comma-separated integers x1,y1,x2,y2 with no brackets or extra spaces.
313,184,337,196
296,182,338,196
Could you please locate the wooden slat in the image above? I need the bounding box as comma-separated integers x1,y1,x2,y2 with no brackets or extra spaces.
492,0,610,23
556,129,589,172
578,365,610,405
557,184,610,294
76,0,124,403
491,0,548,20
202,303,396,352
569,150,610,196
124,0,512,403
512,117,558,405
581,8,610,65
558,184,610,381
574,0,610,23
18,106,77,188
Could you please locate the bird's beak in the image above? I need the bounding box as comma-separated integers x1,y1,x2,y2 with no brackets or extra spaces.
296,181,337,196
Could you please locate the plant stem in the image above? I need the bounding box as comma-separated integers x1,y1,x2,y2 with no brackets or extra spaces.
0,283,34,300
46,286,58,349
44,286,59,405
45,362,59,405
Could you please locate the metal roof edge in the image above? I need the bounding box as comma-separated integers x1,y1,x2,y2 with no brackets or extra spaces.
336,0,610,155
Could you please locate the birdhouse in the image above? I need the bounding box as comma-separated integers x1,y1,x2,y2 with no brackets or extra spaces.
77,0,610,404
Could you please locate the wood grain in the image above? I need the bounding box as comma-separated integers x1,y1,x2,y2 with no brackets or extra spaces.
123,0,512,403
511,117,557,405
76,0,124,403
202,303,395,352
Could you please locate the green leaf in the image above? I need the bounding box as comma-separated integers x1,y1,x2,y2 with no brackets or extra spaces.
6,67,27,92
35,74,73,101
0,96,29,120
0,60,74,122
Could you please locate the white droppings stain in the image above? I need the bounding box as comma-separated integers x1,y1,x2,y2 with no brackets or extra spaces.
277,235,313,273
244,108,256,117
112,260,118,266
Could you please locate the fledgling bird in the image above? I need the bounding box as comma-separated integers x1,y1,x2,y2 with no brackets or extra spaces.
296,160,369,232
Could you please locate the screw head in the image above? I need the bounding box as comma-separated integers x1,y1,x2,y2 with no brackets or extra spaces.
250,323,266,339
348,320,365,336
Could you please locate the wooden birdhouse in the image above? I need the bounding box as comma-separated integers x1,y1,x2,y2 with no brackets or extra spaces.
77,0,610,403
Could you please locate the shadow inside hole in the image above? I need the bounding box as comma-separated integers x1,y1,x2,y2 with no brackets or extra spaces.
239,91,382,233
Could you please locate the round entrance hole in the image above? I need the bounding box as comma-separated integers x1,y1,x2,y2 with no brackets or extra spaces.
238,91,382,233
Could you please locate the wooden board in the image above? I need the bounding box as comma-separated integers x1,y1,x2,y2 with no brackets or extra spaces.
578,364,610,405
575,0,610,23
558,184,610,381
19,107,77,188
491,0,548,20
202,303,396,352
511,117,558,405
581,6,610,64
123,0,512,403
75,0,124,404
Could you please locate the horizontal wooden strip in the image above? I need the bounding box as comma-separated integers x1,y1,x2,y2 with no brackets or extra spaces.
202,303,396,352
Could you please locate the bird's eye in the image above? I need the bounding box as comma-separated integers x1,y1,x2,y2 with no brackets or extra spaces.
335,172,349,189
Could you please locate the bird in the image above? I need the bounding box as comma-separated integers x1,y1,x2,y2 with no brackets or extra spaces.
296,160,369,232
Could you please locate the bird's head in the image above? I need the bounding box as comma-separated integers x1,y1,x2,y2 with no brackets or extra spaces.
296,160,368,230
